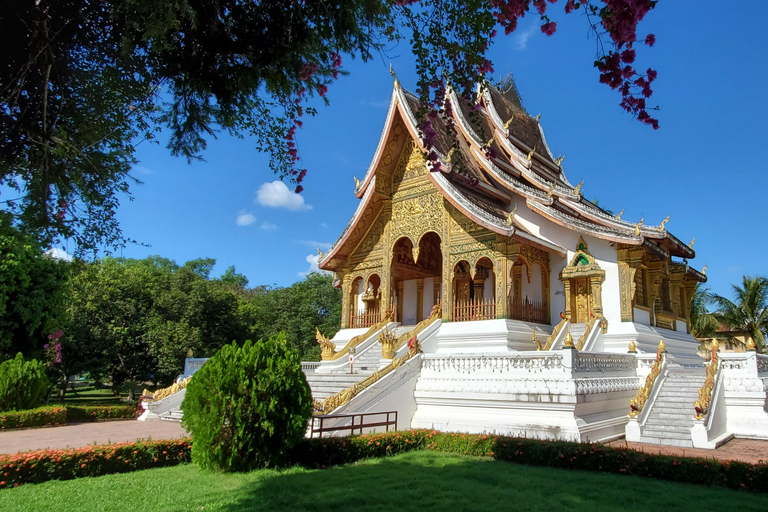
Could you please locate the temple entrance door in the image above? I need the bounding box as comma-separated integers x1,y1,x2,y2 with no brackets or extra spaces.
571,277,591,323
390,233,443,325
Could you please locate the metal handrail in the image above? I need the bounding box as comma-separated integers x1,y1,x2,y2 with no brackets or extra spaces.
310,411,398,438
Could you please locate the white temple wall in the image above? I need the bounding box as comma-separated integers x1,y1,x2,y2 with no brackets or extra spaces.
423,277,435,318
521,263,543,303
550,255,567,324
356,278,365,314
402,279,418,325
634,307,651,326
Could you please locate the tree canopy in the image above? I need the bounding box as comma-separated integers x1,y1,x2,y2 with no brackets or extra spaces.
712,276,768,353
2,0,660,252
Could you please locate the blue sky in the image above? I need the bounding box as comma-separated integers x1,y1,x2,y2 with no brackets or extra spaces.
92,1,766,298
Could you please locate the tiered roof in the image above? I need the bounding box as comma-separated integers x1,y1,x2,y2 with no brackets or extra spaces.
319,79,705,282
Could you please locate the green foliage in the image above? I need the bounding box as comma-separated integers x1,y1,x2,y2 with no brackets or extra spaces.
0,438,191,489
64,404,137,422
0,354,50,412
713,276,768,352
0,214,67,360
690,284,720,339
181,334,313,471
248,272,341,361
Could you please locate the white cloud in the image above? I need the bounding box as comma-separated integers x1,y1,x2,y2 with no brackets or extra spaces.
514,24,537,50
320,222,328,228
255,180,312,211
45,248,73,261
132,165,154,175
299,253,331,277
236,212,257,226
260,221,277,231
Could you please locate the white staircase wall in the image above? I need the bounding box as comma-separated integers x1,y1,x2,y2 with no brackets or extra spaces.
435,319,553,354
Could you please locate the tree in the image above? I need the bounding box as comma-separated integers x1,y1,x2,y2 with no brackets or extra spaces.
2,1,660,252
248,272,342,360
181,334,312,471
689,284,719,339
713,276,768,353
0,212,67,361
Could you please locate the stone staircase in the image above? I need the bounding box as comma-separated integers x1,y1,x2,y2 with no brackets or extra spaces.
568,323,587,346
160,409,184,422
304,371,375,401
639,367,706,447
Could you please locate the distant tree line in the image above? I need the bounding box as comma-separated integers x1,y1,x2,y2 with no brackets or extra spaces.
0,216,340,397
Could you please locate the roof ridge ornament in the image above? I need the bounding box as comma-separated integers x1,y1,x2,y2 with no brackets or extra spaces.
555,155,565,166
616,208,624,220
546,182,555,198
505,205,518,226
503,115,515,132
659,214,670,231
689,236,695,249
389,62,400,88
317,246,323,258
702,264,707,276
353,175,360,190
634,216,644,236
526,147,536,161
573,180,583,196
535,113,541,122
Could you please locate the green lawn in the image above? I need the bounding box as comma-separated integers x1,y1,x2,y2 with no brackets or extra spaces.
62,386,139,406
1,451,766,511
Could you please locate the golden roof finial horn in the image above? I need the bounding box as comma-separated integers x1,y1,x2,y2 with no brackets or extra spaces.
535,113,541,122
445,147,456,164
389,62,400,87
634,217,644,236
526,147,536,161
317,246,323,258
689,236,695,249
702,264,708,276
555,155,565,166
573,180,583,196
353,175,360,189
505,205,518,226
616,208,624,220
659,214,670,231
503,115,515,131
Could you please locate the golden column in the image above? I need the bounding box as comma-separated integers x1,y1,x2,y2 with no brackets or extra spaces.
340,272,351,329
416,278,425,322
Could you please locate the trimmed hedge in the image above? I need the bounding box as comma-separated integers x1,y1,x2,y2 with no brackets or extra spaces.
0,438,191,489
2,430,767,493
0,405,137,430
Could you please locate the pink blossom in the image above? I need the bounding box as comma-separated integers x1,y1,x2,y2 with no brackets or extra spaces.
295,185,304,194
541,22,557,36
318,84,328,97
645,33,656,47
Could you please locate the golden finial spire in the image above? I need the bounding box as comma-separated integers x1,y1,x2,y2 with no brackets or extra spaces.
702,264,708,276
573,180,583,196
616,208,624,220
505,205,517,226
657,340,666,353
317,246,323,258
689,236,695,249
526,147,536,161
389,62,400,87
659,214,670,231
628,340,637,353
555,155,565,166
746,336,756,351
535,113,541,122
353,175,360,189
503,115,515,131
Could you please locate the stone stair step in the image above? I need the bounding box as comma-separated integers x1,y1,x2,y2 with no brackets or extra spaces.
639,436,693,448
644,420,694,429
641,429,692,440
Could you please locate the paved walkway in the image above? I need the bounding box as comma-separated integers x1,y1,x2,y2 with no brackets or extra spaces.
0,420,187,454
606,438,768,465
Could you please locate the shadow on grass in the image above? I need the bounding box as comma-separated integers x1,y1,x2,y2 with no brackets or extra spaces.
213,451,768,512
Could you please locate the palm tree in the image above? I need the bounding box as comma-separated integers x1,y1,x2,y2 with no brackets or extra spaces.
689,284,719,339
713,276,768,353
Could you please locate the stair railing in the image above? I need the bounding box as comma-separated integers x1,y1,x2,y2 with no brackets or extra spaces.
317,309,394,361
694,340,720,420
629,340,667,418
575,316,598,351
142,376,192,402
542,316,568,350
315,337,425,415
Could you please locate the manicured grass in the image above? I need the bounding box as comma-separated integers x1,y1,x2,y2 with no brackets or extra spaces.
1,451,766,512
62,387,137,406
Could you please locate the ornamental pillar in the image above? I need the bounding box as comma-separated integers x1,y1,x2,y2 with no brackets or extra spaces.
590,276,603,318
563,279,572,321
416,278,424,322
340,273,351,329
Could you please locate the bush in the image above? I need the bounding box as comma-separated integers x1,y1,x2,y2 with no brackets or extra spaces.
0,438,191,488
65,404,137,422
0,406,67,429
0,353,50,412
182,334,313,471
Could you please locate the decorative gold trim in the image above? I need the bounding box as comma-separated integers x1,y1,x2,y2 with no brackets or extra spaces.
143,376,192,402
324,310,393,361
694,339,719,420
576,317,597,350
543,317,567,350
316,327,337,361
629,340,666,418
563,329,575,349
532,328,544,351
317,337,424,415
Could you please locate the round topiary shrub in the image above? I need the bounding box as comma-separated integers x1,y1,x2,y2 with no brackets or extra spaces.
181,333,313,471
0,353,50,412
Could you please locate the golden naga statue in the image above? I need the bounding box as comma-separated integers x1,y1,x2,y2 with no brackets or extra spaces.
144,376,192,402
532,328,543,351
628,340,666,418
378,328,398,359
694,339,719,420
659,214,670,231
316,327,337,360
505,205,517,226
